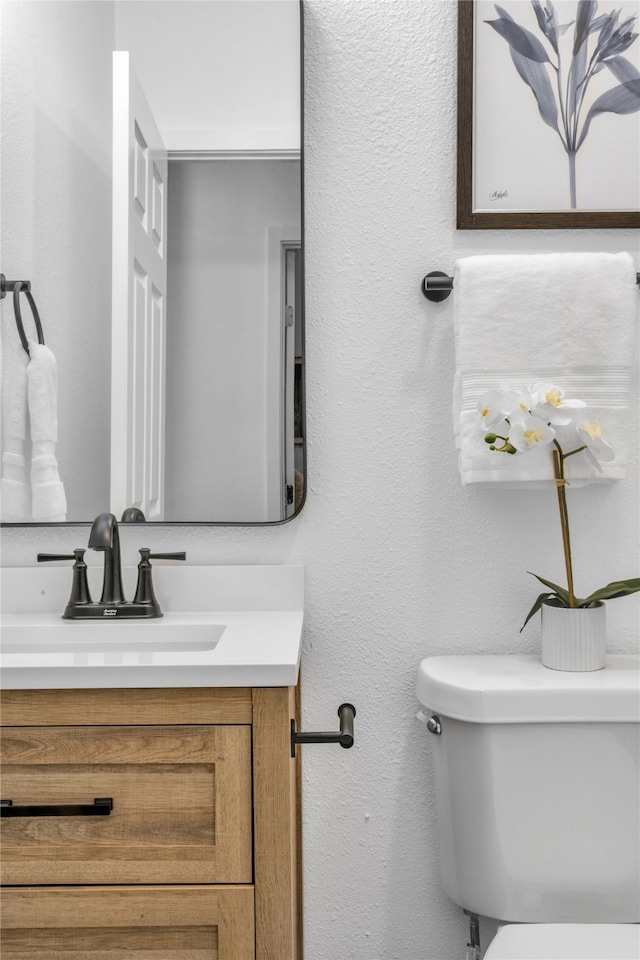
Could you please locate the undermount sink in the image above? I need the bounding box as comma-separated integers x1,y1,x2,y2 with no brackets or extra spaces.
0,565,303,690
1,616,226,654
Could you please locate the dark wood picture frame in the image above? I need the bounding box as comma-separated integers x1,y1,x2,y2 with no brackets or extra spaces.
456,0,640,230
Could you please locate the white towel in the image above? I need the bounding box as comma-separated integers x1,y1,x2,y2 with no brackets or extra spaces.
27,341,67,521
453,252,638,486
1,340,30,520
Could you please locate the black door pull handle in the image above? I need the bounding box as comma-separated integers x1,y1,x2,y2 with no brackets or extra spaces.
1,798,113,818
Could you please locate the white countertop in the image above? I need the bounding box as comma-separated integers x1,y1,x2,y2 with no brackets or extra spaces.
0,564,304,690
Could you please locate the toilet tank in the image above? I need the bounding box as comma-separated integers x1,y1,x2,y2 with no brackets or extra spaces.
416,654,640,924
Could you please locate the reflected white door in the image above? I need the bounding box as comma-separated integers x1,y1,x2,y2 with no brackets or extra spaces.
111,51,167,520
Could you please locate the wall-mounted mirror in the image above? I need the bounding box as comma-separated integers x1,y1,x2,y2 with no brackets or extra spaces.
0,0,304,525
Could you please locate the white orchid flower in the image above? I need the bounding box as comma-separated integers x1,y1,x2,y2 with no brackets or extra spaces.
477,388,513,430
509,416,556,453
530,382,586,425
576,419,615,463
503,386,532,422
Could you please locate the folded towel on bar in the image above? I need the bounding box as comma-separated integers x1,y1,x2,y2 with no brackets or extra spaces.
453,252,638,486
27,341,67,521
1,342,30,520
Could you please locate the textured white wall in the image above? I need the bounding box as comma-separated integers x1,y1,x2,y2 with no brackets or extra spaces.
1,2,639,959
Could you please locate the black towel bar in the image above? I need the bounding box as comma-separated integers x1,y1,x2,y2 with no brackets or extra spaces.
422,270,640,303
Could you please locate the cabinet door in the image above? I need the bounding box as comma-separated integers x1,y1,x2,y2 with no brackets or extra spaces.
1,885,254,959
1,725,251,885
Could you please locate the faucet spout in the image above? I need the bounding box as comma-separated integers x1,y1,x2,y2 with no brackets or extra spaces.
88,513,125,605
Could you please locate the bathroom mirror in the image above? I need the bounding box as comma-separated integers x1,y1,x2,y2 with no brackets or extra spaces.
0,0,304,525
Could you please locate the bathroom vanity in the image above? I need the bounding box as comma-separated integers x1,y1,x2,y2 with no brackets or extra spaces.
0,565,305,959
1,684,300,959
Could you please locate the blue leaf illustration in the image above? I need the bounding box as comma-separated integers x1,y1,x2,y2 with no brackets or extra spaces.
486,11,551,62
485,0,639,207
532,0,558,51
577,78,640,149
603,24,639,60
509,46,560,132
568,32,589,124
573,0,598,53
594,11,639,62
557,21,575,38
589,13,612,35
595,12,618,55
532,0,574,52
605,54,640,84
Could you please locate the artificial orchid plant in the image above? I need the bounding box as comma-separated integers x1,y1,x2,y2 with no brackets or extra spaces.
478,382,640,630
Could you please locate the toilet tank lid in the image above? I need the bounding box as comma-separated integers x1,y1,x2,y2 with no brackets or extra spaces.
416,655,640,723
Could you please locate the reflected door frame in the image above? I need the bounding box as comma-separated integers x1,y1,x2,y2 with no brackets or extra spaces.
267,225,301,521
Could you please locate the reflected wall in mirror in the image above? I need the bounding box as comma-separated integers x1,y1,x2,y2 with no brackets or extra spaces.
0,0,304,525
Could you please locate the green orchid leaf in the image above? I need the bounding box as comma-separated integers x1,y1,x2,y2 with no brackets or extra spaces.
520,592,555,632
580,578,640,606
527,572,571,606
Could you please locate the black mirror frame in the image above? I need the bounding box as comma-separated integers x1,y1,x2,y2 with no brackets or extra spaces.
2,0,306,529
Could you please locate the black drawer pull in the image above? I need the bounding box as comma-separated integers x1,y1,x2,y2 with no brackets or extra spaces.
0,798,113,818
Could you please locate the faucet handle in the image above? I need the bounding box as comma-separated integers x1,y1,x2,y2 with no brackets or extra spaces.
38,551,81,562
143,551,187,561
38,549,93,611
133,550,186,616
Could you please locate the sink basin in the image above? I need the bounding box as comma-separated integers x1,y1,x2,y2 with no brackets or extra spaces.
0,565,303,690
1,617,226,654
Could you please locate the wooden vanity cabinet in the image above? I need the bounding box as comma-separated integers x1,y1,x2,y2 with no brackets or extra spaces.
0,685,301,960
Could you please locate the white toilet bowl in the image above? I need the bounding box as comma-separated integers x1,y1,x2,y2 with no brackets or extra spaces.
484,922,640,960
416,655,640,960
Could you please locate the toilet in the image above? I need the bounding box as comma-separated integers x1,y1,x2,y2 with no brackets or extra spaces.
415,654,640,960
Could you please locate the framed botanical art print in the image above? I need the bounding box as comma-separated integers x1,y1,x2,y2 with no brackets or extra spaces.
457,0,640,228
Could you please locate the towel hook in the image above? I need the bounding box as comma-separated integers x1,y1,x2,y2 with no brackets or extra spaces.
0,274,31,298
2,277,45,356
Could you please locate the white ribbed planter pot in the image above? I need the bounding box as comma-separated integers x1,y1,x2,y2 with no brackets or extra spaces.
541,600,606,672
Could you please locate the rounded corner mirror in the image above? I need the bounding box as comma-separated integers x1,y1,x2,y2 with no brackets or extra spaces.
1,0,305,526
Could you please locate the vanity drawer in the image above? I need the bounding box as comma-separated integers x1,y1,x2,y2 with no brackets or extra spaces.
1,884,255,959
0,724,252,885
